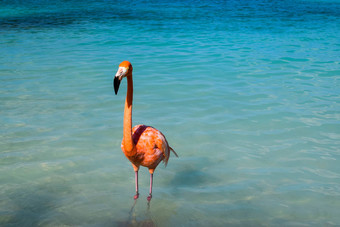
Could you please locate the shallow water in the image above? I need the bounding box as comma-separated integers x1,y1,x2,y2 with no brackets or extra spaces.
1,0,340,226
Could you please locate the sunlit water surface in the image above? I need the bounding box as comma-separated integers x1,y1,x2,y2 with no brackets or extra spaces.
1,0,340,226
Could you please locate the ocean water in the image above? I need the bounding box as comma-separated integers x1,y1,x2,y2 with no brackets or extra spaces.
1,0,340,226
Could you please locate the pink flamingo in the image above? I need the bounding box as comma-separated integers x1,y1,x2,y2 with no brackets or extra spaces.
114,61,178,201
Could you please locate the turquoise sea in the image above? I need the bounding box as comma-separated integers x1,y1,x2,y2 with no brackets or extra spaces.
1,0,340,226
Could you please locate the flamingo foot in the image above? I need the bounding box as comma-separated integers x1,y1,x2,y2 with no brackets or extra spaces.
147,194,152,201
134,193,139,200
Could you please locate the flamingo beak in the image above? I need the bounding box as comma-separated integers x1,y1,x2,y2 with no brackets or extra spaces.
114,67,126,95
113,76,121,95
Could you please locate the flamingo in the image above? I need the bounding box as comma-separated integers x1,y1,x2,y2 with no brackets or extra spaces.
113,61,178,201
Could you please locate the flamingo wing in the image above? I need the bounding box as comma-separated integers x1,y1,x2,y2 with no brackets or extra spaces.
131,125,170,169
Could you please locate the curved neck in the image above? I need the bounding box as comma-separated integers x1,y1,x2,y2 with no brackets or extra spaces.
123,74,135,154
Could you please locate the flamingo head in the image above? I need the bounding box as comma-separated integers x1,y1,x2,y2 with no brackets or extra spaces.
114,61,133,95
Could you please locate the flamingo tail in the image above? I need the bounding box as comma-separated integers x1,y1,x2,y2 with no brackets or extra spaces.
163,146,178,167
170,146,178,158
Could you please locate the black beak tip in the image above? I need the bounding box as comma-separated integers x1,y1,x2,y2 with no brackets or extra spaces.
114,77,120,95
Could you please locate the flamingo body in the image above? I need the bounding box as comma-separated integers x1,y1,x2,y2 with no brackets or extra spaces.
122,125,170,173
113,61,177,201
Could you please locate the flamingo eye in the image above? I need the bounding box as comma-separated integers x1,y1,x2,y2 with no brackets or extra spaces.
120,67,128,75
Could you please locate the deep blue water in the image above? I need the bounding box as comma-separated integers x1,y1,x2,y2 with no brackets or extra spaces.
1,0,340,226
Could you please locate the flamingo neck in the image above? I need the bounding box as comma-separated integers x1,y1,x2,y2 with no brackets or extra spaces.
123,74,135,154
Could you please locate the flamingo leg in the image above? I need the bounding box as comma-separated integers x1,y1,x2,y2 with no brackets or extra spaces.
134,171,139,200
147,173,153,201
